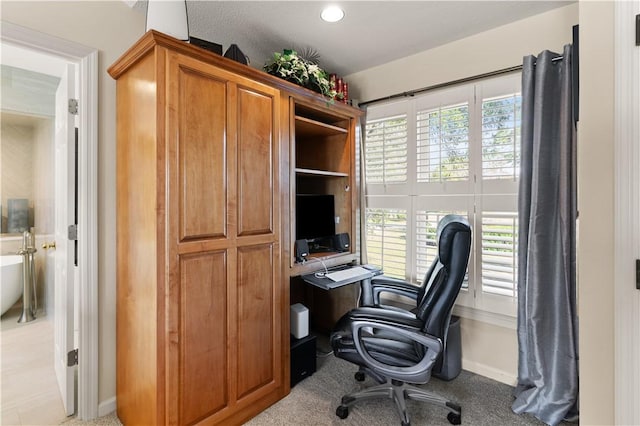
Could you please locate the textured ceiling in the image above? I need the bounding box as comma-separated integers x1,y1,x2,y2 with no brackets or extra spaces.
133,1,573,77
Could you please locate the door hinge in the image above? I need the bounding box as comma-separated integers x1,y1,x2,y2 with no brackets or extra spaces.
68,224,77,241
636,14,640,46
67,349,78,367
68,99,79,115
636,259,639,290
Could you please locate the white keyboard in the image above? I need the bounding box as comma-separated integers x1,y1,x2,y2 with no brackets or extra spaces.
325,266,371,282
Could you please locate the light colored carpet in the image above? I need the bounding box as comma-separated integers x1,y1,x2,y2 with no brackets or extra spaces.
246,355,545,426
62,355,545,425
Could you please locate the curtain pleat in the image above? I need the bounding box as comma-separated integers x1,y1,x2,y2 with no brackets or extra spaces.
512,45,579,426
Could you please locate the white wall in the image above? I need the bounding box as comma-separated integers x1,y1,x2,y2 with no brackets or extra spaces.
33,119,54,237
346,4,578,105
577,1,615,424
1,119,35,228
346,3,578,385
1,0,146,406
33,118,55,314
459,317,518,384
0,116,52,313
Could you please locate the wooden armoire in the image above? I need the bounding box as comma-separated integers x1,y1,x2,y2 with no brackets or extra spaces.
109,30,362,425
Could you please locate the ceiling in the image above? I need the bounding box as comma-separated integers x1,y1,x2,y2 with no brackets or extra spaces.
131,1,573,77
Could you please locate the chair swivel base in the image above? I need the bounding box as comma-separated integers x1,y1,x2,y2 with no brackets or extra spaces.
335,379,461,426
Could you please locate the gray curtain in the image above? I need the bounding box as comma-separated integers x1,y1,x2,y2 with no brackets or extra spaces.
512,45,579,426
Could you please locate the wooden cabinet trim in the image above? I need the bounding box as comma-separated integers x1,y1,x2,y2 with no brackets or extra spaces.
108,30,362,119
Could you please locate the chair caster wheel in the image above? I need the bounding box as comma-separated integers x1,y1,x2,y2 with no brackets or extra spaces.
354,371,366,381
401,421,411,426
336,405,349,419
447,412,461,425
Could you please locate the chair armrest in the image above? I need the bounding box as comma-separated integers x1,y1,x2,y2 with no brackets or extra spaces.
348,306,420,323
346,307,442,384
370,276,420,305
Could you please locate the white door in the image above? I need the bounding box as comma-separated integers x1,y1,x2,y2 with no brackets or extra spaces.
54,63,76,416
614,2,640,423
634,28,640,424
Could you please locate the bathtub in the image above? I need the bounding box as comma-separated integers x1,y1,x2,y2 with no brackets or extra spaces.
1,255,23,316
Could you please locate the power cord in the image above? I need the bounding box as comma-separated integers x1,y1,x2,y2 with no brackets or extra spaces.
303,256,329,278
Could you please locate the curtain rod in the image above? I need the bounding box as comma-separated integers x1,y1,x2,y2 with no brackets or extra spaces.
358,55,563,108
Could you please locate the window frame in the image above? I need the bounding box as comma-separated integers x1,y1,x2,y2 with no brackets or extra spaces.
363,73,521,324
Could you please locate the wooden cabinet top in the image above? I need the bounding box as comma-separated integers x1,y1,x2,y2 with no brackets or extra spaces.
108,30,363,119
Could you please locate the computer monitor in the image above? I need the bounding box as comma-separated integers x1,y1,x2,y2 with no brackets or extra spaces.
295,194,335,241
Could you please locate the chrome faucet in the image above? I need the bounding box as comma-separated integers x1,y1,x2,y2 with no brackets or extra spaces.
18,230,37,323
17,230,37,255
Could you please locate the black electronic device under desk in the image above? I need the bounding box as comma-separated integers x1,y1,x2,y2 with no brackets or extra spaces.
290,334,316,387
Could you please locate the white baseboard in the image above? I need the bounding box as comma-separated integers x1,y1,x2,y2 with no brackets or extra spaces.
462,359,517,387
98,397,116,417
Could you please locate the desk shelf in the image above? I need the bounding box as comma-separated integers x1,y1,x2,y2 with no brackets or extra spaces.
295,115,348,138
295,168,349,178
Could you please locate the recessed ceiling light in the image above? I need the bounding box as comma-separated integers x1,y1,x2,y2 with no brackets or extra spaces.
321,5,344,23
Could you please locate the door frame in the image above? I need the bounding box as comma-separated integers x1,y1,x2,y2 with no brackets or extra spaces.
1,21,99,420
614,1,640,424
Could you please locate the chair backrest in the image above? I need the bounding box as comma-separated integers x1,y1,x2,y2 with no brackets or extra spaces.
414,215,471,340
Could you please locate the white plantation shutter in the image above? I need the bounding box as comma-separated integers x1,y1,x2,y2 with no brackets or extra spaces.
480,212,518,297
481,94,521,181
365,208,407,279
365,116,407,184
364,74,522,320
416,103,470,182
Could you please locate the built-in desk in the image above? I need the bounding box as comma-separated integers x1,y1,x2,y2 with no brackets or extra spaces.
301,264,382,292
294,264,382,332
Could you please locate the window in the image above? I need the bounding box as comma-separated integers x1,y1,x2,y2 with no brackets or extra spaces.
365,115,407,184
416,103,470,183
480,211,518,298
365,208,407,279
481,94,521,180
363,74,521,319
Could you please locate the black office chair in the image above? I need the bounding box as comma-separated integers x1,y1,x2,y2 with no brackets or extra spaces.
330,215,472,426
364,214,470,381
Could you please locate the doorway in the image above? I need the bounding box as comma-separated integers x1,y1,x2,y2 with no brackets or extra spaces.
0,22,99,421
1,41,76,423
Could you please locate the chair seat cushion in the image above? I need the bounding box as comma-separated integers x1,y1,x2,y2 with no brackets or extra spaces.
330,312,424,368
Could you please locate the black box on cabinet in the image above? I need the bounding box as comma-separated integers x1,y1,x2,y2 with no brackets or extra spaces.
291,334,316,387
224,44,248,65
188,36,222,55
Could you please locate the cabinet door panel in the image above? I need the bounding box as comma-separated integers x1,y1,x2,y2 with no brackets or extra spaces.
177,65,227,241
236,244,276,398
237,86,277,237
179,251,228,424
